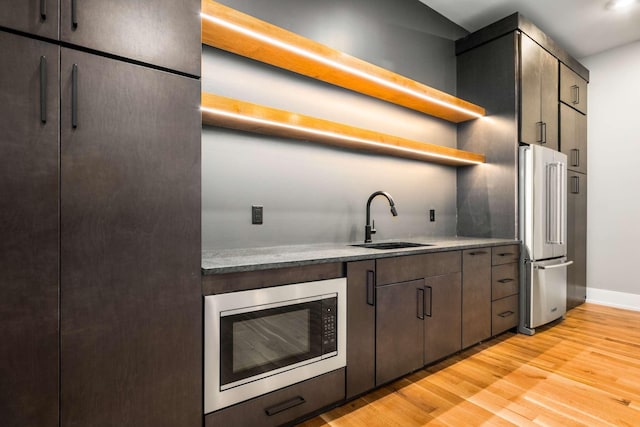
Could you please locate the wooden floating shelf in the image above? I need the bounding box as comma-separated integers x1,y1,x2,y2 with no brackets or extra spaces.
201,0,486,123
201,93,485,166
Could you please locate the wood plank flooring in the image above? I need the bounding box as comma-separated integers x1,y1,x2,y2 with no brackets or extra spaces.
298,303,640,426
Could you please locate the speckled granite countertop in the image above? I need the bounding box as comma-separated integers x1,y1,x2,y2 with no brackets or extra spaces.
202,237,519,275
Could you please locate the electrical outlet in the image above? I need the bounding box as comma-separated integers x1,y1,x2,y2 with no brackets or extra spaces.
429,209,435,222
252,205,263,224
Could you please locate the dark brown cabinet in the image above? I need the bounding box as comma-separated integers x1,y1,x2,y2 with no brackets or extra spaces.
0,31,60,427
490,245,520,335
462,249,491,348
567,172,587,309
560,63,588,114
520,33,559,150
424,273,462,364
58,48,202,427
560,103,587,175
59,0,200,76
346,260,376,399
0,0,60,40
375,279,425,386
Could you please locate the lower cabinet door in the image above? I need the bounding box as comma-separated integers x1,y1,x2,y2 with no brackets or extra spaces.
204,369,345,427
492,295,519,336
424,273,462,365
376,279,425,386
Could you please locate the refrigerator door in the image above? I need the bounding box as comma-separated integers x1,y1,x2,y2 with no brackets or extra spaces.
520,145,568,260
524,258,572,329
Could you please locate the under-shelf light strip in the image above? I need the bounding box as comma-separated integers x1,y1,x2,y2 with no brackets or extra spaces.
200,13,483,119
201,106,483,165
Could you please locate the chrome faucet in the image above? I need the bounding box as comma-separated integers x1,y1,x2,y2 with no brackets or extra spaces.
365,191,398,243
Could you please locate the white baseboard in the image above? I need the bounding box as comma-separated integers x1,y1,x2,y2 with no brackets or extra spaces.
586,288,640,312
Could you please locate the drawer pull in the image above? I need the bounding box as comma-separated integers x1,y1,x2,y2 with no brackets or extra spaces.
265,395,306,416
497,253,513,257
469,250,488,256
497,278,514,284
498,310,515,318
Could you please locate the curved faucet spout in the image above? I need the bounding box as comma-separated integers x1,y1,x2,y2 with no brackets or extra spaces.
365,191,398,243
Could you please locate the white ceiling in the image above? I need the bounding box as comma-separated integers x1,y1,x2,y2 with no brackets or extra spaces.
419,0,640,59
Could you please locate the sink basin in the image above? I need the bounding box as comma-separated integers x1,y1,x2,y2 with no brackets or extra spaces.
351,242,434,250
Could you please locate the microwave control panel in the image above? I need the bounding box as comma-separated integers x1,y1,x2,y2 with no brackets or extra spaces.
321,296,338,354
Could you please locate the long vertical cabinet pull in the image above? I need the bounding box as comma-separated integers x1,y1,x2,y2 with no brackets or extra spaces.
416,288,425,320
40,0,47,19
424,286,433,318
71,0,78,28
71,64,78,128
40,56,47,123
366,270,375,306
536,121,544,143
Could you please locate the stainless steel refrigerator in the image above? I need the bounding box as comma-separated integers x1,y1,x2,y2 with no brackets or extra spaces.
519,144,573,335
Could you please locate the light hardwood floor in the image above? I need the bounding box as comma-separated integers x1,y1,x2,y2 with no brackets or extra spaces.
298,303,640,426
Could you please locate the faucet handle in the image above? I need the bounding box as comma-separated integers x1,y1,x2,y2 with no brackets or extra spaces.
371,219,376,235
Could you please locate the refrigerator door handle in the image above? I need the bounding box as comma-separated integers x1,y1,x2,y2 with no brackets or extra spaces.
546,162,565,245
534,260,574,270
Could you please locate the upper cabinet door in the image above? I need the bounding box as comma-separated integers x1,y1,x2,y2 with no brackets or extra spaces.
0,0,60,40
59,0,201,76
560,103,587,174
560,63,588,114
0,31,60,427
520,33,559,150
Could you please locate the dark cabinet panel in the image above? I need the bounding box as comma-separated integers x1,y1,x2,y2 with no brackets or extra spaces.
205,369,345,427
491,295,519,335
492,263,519,300
424,273,462,365
59,0,201,76
346,260,376,399
376,279,424,386
520,33,558,150
567,172,587,310
0,31,59,427
0,0,59,40
60,48,201,427
376,251,460,286
491,244,520,265
462,249,491,348
560,103,587,174
560,63,588,114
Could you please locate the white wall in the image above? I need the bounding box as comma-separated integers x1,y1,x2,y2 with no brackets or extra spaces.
581,40,640,310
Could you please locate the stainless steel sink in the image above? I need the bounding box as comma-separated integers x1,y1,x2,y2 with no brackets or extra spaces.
350,242,434,250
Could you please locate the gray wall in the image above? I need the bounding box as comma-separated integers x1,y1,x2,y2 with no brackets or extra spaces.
581,40,640,303
202,0,469,249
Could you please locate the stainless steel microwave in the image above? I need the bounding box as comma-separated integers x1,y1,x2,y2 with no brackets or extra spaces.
204,277,346,413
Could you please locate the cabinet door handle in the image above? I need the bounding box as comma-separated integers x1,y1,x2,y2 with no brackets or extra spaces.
366,270,375,306
469,250,487,256
497,278,514,284
536,121,544,143
40,0,46,20
71,64,78,128
72,0,78,28
40,56,47,123
571,149,580,167
498,310,515,318
425,286,432,318
542,122,547,144
264,396,305,416
417,288,425,320
571,175,580,194
571,85,580,105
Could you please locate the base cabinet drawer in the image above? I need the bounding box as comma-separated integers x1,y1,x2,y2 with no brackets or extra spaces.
204,369,345,427
492,295,519,336
491,263,519,300
491,245,520,265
